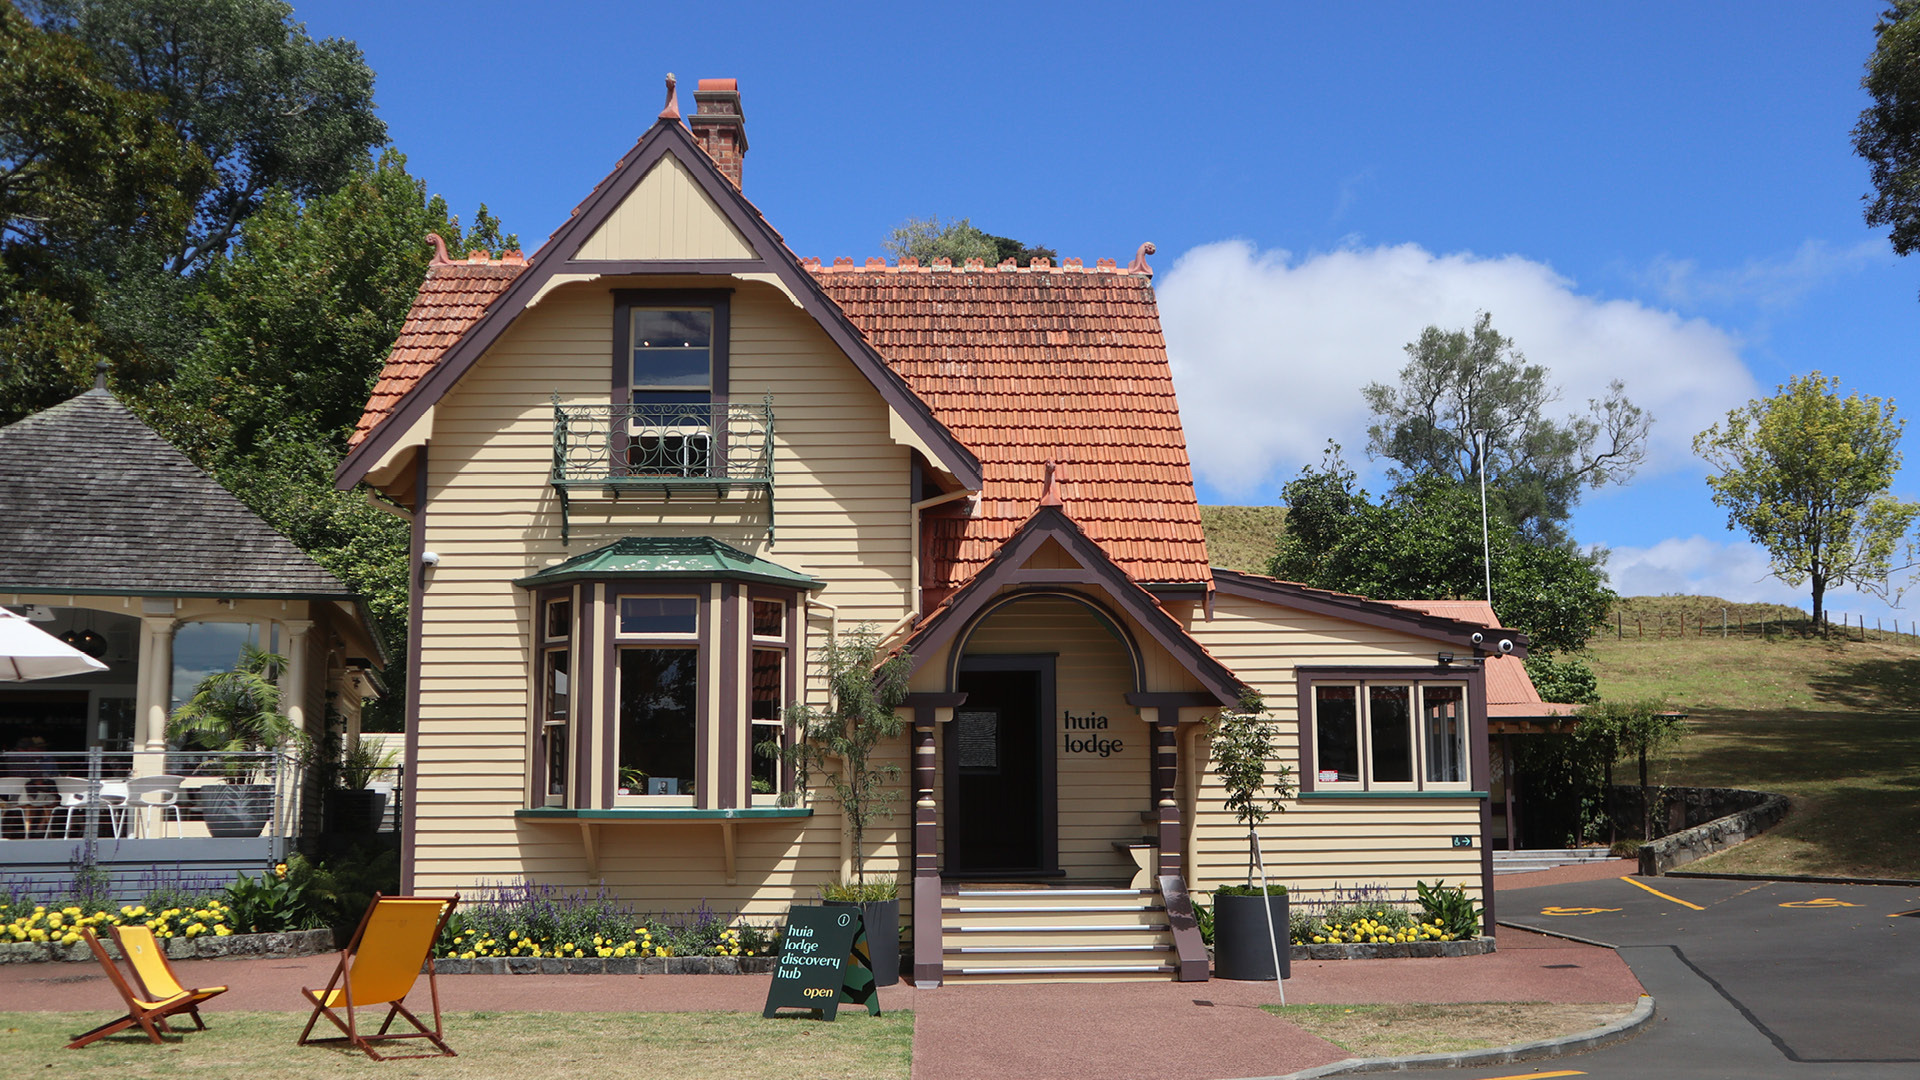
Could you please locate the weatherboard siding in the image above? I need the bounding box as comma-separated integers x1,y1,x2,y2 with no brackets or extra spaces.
1181,592,1486,902
408,275,915,909
570,154,757,261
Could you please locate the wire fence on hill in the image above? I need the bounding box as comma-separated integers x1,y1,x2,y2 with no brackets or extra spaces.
1606,607,1915,644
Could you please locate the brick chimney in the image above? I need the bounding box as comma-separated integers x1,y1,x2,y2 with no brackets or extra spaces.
690,78,746,189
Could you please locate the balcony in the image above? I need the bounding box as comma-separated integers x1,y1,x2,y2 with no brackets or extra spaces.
550,396,775,542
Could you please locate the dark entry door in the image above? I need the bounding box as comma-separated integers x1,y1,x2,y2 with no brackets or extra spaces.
947,656,1057,877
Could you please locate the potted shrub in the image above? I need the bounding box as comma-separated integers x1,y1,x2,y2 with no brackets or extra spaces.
1207,691,1296,981
772,625,911,986
167,644,303,838
324,739,399,833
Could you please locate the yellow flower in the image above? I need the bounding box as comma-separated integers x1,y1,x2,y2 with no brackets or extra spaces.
214,926,232,937
274,863,288,879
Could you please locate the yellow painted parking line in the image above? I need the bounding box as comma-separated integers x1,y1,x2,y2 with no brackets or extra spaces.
1473,1071,1585,1079
1889,908,1920,918
1541,906,1622,916
1779,898,1859,908
1619,875,1706,910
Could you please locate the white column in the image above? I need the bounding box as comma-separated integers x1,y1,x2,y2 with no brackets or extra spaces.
137,617,177,755
281,619,314,736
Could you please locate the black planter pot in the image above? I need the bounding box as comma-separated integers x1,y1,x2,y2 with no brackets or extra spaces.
824,898,900,987
197,784,272,838
1213,890,1290,981
322,789,388,834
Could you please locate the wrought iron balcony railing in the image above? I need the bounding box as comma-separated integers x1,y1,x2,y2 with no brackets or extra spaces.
550,395,774,542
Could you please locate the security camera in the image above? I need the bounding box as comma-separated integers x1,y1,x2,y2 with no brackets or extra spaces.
1497,638,1514,654
421,551,441,566
1470,631,1484,644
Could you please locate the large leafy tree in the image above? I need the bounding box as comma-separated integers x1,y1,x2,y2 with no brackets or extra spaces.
1270,448,1614,696
26,0,386,277
0,0,207,420
882,215,1055,266
1363,312,1650,544
1694,372,1919,627
1856,1,1920,268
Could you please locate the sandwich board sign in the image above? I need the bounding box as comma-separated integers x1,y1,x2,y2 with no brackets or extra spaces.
762,904,880,1020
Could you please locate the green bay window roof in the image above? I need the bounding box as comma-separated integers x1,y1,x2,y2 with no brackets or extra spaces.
514,537,824,590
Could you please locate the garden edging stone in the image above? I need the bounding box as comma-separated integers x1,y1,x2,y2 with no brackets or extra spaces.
0,927,335,964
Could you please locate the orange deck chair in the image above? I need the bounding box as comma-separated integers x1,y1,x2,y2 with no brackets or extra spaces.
298,893,459,1060
67,927,228,1049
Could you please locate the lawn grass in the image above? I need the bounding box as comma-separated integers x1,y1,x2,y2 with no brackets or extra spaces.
1198,505,1287,575
1263,1001,1635,1058
0,1011,913,1080
1586,614,1920,879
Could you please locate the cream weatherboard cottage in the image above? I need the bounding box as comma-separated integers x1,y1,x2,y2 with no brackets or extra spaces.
338,78,1534,984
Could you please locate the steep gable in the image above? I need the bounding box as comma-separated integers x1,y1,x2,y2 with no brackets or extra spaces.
571,154,756,261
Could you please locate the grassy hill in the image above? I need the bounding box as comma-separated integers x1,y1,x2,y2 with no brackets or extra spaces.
1198,505,1286,574
1588,595,1920,880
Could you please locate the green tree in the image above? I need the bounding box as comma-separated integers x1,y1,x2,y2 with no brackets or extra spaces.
882,215,1055,266
1855,1,1920,268
1206,690,1294,889
1270,454,1615,661
26,0,387,276
1695,372,1919,628
0,0,207,420
1362,312,1650,543
773,626,911,886
1577,698,1686,842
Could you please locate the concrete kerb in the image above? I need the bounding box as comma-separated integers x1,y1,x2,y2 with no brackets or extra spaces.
1257,994,1656,1079
1494,918,1617,950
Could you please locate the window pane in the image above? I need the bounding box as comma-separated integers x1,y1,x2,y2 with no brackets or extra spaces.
1314,685,1359,783
752,600,784,639
751,648,782,722
545,598,571,642
619,649,698,796
751,721,782,796
619,596,697,636
545,725,568,798
545,648,570,721
632,309,711,390
170,621,265,712
1369,685,1414,784
1424,685,1466,784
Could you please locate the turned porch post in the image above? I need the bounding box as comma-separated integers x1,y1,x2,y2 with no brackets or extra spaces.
904,692,964,987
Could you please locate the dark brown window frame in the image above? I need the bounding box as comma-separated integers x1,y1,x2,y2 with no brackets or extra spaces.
1294,665,1487,794
534,586,582,807
611,289,733,407
604,582,710,806
746,586,801,802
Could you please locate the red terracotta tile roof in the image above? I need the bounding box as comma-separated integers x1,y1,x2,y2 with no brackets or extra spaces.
348,255,1212,587
349,255,527,448
1383,599,1577,716
810,259,1212,588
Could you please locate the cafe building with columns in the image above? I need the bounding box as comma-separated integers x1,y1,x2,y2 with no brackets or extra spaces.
338,78,1530,984
0,386,384,869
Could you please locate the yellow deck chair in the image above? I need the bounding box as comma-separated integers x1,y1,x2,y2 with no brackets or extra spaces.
298,893,458,1060
67,927,225,1049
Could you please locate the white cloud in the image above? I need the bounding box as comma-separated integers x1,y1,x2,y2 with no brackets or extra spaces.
1637,238,1888,311
1158,240,1760,498
1600,536,1799,607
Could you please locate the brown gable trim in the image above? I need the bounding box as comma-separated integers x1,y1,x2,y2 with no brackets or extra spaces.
1211,569,1530,657
903,506,1239,704
337,121,980,491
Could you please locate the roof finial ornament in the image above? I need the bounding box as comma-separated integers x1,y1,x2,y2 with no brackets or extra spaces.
1128,241,1156,275
92,361,108,391
426,232,452,266
1039,459,1065,507
659,73,680,120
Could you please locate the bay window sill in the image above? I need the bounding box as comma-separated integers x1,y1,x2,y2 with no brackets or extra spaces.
1298,790,1488,800
515,806,813,882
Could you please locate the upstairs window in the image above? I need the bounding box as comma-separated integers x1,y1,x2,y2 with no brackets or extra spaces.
613,291,731,480
629,309,712,406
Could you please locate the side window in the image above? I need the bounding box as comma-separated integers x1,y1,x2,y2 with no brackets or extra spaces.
1309,679,1469,791
749,598,789,801
1313,685,1360,785
539,595,572,805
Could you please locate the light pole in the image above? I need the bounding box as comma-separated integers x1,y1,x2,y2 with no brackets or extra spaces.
1473,431,1492,604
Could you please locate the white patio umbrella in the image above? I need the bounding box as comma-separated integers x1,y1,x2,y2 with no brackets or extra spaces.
0,607,110,681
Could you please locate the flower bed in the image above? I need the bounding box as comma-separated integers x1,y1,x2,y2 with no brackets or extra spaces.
0,927,335,964
433,954,780,975
434,880,779,964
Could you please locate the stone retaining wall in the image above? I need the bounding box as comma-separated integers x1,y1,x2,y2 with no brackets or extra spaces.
0,927,335,964
1638,791,1791,876
1609,783,1778,839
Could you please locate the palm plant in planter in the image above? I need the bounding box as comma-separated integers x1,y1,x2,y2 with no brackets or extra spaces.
168,644,303,837
769,625,911,986
324,739,400,834
1207,691,1296,982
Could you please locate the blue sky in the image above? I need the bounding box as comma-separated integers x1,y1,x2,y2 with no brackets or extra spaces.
296,1,1920,621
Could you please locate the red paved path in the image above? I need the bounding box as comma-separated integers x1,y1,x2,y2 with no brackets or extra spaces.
0,924,1642,1080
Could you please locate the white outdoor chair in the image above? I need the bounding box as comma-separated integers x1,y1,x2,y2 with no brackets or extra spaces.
123,775,186,838
97,780,131,837
0,777,29,836
50,776,100,839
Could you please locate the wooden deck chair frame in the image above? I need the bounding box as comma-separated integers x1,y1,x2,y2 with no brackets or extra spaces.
298,893,459,1060
67,927,221,1049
